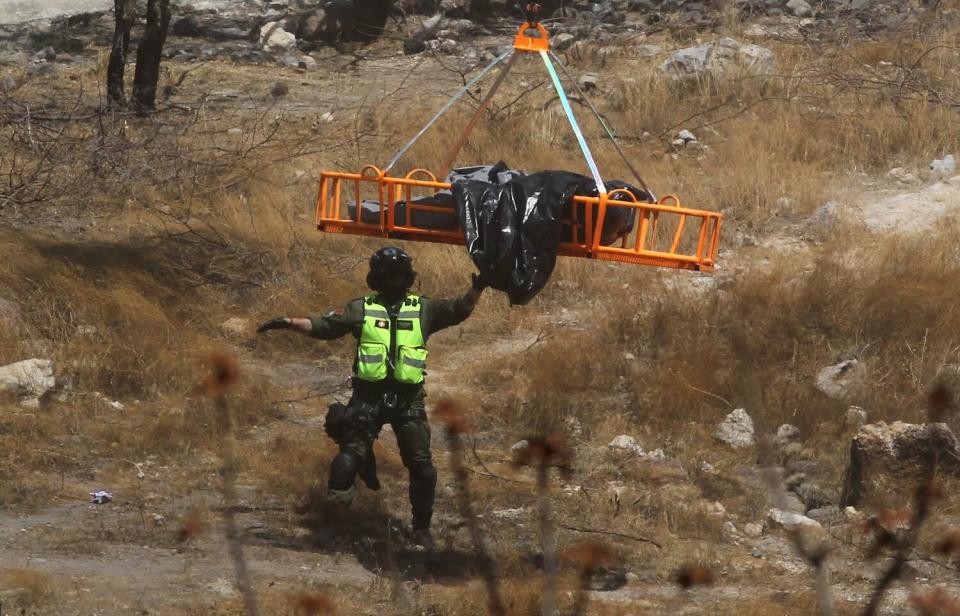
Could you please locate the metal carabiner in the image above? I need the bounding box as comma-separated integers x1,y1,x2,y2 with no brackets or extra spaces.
383,391,399,409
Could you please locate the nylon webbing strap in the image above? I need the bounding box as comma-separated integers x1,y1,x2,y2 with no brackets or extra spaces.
540,50,605,194
548,50,655,201
439,52,518,180
384,49,515,174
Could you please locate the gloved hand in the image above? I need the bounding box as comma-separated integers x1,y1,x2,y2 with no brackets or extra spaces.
471,273,489,292
256,317,290,333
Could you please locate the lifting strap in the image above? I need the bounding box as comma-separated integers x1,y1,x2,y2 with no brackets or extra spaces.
384,48,515,174
548,50,655,201
438,52,519,180
539,50,606,194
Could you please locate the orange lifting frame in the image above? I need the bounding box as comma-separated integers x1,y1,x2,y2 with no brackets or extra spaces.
314,20,723,273
316,166,722,272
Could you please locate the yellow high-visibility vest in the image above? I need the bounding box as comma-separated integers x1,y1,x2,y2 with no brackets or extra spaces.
355,295,427,385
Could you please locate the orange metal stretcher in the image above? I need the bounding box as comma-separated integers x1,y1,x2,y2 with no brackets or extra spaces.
315,17,723,273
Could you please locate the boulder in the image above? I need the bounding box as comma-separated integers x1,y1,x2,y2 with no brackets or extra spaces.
553,32,575,51
260,22,297,53
815,359,865,398
608,434,643,455
765,508,821,530
715,408,755,448
842,421,960,506
0,358,55,399
929,154,957,178
846,406,868,429
659,38,774,82
786,0,814,18
774,424,801,447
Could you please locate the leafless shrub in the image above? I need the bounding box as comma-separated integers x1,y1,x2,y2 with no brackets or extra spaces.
197,353,261,616
435,399,506,616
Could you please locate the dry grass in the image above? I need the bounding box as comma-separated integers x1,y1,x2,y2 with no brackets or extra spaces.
1,9,960,615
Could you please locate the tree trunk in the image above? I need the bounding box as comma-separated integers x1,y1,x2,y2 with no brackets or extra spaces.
347,0,390,42
106,0,136,107
132,0,172,113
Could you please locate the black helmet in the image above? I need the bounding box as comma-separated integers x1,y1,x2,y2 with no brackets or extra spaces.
367,246,416,296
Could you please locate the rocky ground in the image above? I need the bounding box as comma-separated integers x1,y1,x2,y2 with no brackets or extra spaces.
1,0,960,615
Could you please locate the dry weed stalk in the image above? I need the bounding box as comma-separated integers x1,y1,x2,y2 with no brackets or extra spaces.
674,564,715,590
561,541,615,616
860,382,956,616
759,437,835,616
197,353,261,616
434,399,506,616
291,591,335,615
514,434,573,616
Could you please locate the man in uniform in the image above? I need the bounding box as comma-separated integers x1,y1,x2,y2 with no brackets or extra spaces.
256,247,487,548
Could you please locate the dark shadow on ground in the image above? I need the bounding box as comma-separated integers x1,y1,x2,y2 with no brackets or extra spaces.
292,487,487,583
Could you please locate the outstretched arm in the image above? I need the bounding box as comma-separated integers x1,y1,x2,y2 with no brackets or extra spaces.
257,299,363,340
256,317,314,336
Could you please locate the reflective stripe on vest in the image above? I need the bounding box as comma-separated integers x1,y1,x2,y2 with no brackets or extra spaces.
355,295,427,385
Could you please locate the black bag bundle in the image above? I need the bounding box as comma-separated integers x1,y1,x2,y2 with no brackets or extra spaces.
454,165,649,305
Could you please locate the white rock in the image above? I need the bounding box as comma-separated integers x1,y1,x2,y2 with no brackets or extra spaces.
510,439,530,454
786,0,814,18
846,406,868,429
704,501,726,517
207,578,238,599
260,22,297,53
887,167,919,184
320,111,334,123
578,72,600,91
0,358,55,399
608,434,643,455
643,448,666,461
715,408,756,448
677,129,697,143
743,522,763,538
775,424,801,446
221,317,250,336
929,154,957,178
633,44,663,57
439,39,459,55
553,32,575,51
816,359,865,398
766,508,821,530
492,507,525,520
699,461,716,473
660,38,774,82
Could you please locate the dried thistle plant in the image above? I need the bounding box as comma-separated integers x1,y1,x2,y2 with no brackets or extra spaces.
674,564,715,590
562,541,616,616
909,587,960,616
196,353,261,616
291,591,335,615
862,382,954,616
513,433,573,616
176,508,206,543
434,399,506,616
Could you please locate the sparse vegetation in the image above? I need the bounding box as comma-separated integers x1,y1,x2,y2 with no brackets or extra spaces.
1,3,960,614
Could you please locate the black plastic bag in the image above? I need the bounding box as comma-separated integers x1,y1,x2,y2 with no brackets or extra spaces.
455,171,585,305
453,163,650,304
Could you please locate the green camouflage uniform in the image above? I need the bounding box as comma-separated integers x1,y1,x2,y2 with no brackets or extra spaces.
309,290,478,529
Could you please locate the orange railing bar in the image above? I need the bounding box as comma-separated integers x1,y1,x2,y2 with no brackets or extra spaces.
316,170,722,272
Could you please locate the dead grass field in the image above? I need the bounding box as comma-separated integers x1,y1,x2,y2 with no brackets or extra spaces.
1,6,960,615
